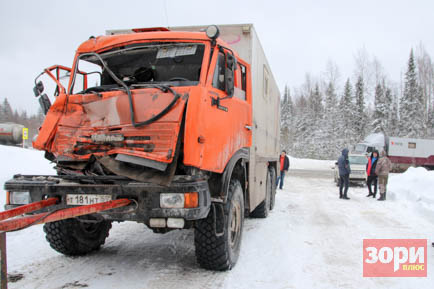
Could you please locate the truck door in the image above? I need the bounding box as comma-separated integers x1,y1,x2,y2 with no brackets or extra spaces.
184,48,252,173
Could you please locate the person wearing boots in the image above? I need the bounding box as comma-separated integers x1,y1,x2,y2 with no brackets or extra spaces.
366,150,379,198
375,150,392,201
337,148,351,200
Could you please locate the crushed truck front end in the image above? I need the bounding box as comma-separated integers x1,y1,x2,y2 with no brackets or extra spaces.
34,32,213,183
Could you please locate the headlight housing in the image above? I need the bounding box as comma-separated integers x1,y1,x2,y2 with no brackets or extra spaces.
160,193,184,209
160,192,199,209
9,191,31,205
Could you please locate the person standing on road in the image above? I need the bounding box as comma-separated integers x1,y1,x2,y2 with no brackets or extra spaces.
375,150,392,201
338,148,351,200
366,150,379,198
276,150,290,190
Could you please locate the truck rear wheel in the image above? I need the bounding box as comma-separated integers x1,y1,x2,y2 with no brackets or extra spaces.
250,169,271,218
194,179,244,271
43,217,112,256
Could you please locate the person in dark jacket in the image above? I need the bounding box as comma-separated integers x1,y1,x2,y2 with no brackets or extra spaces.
366,150,379,198
276,150,290,189
337,148,351,200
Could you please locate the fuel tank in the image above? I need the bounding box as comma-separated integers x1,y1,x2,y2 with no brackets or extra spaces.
0,123,24,144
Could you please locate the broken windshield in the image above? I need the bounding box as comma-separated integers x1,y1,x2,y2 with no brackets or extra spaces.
71,42,205,94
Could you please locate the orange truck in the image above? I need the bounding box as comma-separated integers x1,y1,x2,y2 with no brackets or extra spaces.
4,24,280,270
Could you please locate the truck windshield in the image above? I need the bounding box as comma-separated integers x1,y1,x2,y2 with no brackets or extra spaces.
354,144,367,153
349,156,368,165
72,43,205,94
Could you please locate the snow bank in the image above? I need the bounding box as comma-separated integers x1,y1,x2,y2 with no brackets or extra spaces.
389,167,434,222
0,145,55,205
288,156,334,171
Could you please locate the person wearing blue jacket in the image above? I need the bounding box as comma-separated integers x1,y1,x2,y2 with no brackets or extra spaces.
337,148,351,200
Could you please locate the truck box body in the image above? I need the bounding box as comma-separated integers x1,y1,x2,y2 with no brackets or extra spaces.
354,133,434,170
387,137,434,169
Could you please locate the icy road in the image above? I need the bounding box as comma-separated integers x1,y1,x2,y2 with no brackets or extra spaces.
1,146,433,289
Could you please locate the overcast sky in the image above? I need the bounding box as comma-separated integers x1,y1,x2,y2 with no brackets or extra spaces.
1,0,433,114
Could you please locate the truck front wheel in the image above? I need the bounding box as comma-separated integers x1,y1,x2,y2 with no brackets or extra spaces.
43,217,112,256
194,179,244,271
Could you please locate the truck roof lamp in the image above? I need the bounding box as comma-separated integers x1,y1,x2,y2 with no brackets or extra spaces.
206,25,220,40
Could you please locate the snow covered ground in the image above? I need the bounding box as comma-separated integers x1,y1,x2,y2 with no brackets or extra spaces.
1,145,433,288
288,156,335,171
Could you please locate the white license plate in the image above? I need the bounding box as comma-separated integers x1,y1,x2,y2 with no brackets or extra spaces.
66,194,112,205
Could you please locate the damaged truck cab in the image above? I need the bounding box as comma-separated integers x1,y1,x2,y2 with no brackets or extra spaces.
5,24,280,271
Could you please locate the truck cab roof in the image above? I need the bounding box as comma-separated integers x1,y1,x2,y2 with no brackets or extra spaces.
76,29,238,58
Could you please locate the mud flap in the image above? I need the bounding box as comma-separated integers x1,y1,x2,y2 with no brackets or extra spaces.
212,203,225,237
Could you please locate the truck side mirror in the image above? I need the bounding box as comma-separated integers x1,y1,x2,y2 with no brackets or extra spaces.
33,81,44,97
38,93,51,114
225,53,235,97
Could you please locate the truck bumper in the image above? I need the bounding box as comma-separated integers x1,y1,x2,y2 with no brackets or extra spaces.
4,175,211,227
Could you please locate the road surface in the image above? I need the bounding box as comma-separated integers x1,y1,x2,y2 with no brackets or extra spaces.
6,170,433,289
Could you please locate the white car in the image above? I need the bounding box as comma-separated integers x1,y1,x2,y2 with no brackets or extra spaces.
334,154,368,186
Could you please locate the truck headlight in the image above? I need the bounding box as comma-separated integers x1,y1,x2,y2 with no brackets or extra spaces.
10,191,31,205
160,192,199,209
160,193,184,209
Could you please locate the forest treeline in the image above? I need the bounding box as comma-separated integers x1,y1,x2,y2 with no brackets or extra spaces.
280,45,434,159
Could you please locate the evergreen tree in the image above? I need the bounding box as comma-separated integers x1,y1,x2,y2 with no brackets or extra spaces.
306,83,324,158
372,82,386,133
383,85,394,135
339,79,357,144
322,82,340,158
354,76,367,141
399,49,426,137
292,94,309,156
428,103,434,137
390,92,400,136
0,98,13,122
280,85,294,152
308,83,323,117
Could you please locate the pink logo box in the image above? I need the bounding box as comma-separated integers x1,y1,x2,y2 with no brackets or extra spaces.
363,239,427,277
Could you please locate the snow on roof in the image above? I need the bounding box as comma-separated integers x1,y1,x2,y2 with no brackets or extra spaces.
363,133,385,145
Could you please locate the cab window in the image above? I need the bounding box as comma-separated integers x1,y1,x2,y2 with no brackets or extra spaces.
234,63,246,100
212,52,225,91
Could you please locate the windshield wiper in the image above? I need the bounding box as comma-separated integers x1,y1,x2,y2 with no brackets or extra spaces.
76,53,182,127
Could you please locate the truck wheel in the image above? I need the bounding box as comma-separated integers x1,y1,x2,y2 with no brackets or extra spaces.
269,167,276,211
194,179,244,271
250,170,271,218
43,217,112,256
